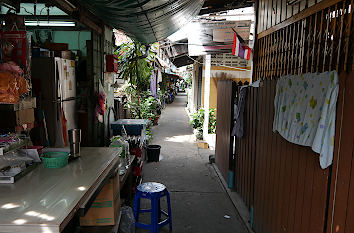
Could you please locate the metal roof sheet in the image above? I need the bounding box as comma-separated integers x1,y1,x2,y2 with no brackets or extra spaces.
76,0,204,44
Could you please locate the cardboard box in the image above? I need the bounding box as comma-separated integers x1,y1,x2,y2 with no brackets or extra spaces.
197,141,209,149
61,50,73,59
16,108,35,125
80,175,120,226
43,42,69,51
0,108,35,133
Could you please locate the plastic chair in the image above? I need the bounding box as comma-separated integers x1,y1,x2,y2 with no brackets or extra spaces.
133,182,172,233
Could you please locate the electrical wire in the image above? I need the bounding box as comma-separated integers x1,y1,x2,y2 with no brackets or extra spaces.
21,7,34,15
39,6,47,16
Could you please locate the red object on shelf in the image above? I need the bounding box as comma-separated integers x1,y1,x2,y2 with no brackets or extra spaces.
1,31,31,73
130,147,143,157
106,54,118,73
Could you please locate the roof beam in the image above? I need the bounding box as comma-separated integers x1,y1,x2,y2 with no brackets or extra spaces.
50,0,104,34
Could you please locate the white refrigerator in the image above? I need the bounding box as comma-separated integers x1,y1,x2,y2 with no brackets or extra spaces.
32,57,77,147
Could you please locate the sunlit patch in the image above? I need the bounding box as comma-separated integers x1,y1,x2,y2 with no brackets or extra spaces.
164,135,195,143
13,219,27,225
42,227,53,233
2,203,19,209
77,186,86,191
25,211,40,217
39,214,55,221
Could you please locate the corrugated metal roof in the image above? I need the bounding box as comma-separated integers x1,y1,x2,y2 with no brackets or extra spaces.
76,0,204,44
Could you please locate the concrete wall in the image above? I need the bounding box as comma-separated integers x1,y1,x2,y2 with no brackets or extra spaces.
30,30,91,56
52,31,91,56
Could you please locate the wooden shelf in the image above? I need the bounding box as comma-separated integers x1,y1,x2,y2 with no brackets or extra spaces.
0,97,36,111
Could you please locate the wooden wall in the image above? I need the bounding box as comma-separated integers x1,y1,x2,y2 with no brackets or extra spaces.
255,0,354,80
216,80,234,182
235,87,258,211
236,73,354,233
258,0,325,33
326,72,354,233
237,79,330,233
232,1,354,233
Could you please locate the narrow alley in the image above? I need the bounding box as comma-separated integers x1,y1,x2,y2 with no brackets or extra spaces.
2,1,352,233
138,93,247,233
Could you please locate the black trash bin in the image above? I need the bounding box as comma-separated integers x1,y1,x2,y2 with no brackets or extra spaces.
147,145,161,162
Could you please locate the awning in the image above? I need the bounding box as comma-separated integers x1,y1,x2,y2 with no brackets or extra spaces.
76,0,205,44
164,73,182,80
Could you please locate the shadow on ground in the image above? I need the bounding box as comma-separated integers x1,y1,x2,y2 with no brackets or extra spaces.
135,94,247,233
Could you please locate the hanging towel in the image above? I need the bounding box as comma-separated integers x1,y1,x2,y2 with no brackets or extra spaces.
232,86,247,138
273,71,339,169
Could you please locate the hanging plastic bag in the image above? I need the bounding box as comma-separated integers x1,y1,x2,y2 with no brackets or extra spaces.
0,62,29,98
119,206,135,233
17,75,29,96
95,82,106,123
0,71,19,103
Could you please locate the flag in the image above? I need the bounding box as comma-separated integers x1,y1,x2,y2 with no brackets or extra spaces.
232,30,251,60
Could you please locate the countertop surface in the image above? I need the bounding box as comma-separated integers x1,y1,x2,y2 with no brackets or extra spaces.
0,147,121,233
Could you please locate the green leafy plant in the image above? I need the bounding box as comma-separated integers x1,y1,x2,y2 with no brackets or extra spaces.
190,108,205,132
190,108,217,137
115,41,155,92
140,96,159,121
208,108,216,134
146,128,153,141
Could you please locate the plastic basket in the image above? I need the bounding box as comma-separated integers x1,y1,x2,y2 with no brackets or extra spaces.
41,152,70,168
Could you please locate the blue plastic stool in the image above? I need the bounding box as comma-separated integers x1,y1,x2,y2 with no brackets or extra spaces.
133,182,172,233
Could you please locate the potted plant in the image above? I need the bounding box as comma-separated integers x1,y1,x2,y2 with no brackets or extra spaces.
190,108,205,140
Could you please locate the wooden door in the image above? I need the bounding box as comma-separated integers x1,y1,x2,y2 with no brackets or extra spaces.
216,80,234,182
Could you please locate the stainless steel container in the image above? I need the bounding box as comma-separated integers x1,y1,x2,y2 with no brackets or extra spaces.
68,129,81,157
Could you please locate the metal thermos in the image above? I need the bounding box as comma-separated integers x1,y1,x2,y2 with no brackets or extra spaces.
68,129,81,157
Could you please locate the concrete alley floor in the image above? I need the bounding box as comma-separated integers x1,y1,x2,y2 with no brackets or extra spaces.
136,93,248,233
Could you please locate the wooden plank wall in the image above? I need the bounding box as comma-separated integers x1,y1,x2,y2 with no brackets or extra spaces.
236,73,354,233
235,87,258,210
231,1,354,233
258,0,324,33
255,0,354,80
326,72,354,233
215,80,234,182
253,79,330,233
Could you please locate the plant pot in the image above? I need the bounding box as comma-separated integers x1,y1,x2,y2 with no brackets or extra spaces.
153,116,159,125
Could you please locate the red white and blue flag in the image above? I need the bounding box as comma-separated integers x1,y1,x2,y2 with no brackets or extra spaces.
232,30,251,60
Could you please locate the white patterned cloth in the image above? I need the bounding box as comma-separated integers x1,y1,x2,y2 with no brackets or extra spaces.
273,71,339,169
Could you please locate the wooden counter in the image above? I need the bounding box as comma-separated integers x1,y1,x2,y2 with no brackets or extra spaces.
0,147,121,233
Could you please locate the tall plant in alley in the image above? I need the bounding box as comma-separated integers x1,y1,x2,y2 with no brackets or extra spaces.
115,41,156,92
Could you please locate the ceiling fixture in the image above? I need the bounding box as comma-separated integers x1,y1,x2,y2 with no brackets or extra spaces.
24,20,75,27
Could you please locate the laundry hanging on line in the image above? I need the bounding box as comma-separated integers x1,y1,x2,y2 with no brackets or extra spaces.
273,71,339,169
232,80,261,138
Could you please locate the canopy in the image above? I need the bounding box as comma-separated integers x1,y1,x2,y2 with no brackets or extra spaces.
76,0,204,44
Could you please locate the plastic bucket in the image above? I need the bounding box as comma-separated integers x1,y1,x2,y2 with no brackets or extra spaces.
147,145,161,162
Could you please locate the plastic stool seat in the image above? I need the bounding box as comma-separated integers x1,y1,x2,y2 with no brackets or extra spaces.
137,182,166,193
133,182,172,233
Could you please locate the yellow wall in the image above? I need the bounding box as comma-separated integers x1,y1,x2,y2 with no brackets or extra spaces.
202,66,251,109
